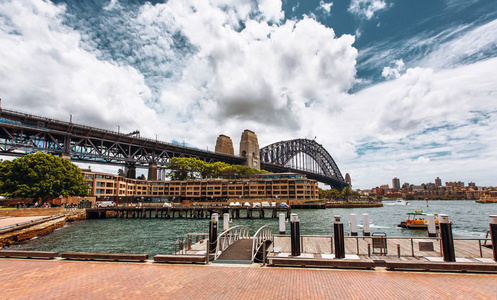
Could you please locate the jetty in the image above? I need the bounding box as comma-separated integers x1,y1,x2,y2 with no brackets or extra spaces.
86,205,292,219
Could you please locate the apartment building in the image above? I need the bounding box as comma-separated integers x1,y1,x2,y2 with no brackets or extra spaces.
81,170,319,204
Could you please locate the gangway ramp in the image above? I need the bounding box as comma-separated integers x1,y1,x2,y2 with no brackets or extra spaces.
213,225,273,263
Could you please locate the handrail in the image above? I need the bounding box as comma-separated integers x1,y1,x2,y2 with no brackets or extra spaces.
214,225,250,260
251,225,273,262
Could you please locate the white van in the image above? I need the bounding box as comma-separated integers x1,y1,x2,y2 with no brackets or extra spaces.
98,201,115,208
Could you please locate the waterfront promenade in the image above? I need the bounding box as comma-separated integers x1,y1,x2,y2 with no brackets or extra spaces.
0,258,495,299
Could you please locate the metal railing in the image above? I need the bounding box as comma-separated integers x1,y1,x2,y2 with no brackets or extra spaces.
251,225,273,262
214,225,250,260
272,234,493,258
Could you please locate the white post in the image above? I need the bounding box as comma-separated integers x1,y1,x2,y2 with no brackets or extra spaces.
279,213,286,234
223,213,230,231
350,213,358,236
427,214,437,237
362,213,370,236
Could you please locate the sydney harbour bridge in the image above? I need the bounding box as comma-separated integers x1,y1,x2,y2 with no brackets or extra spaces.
0,108,348,190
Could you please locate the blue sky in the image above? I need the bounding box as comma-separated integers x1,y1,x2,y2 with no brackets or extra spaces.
1,0,497,189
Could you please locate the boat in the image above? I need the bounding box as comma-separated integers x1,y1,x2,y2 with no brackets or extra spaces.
476,194,497,203
397,210,439,229
384,199,409,205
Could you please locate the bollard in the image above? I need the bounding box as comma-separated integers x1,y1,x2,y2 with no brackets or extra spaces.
279,213,286,234
362,214,370,236
427,214,437,237
397,244,401,258
333,215,345,259
439,214,455,262
490,215,497,262
223,213,230,231
290,213,301,256
209,213,219,254
350,214,358,236
367,243,371,257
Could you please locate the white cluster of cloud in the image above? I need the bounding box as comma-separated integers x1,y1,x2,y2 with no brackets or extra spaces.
381,59,405,79
1,0,497,188
0,0,157,133
348,0,388,19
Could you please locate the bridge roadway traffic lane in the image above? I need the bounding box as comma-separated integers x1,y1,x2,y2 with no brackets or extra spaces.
0,259,495,299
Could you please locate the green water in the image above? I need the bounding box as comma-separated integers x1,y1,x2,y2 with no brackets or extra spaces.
8,201,496,257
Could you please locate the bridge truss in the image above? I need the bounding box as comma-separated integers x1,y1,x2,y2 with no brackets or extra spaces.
0,108,347,188
0,109,244,169
260,139,347,189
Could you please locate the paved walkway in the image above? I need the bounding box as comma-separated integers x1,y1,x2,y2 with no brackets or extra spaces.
0,259,495,299
0,216,47,227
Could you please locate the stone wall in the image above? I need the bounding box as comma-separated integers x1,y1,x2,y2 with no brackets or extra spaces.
0,208,65,218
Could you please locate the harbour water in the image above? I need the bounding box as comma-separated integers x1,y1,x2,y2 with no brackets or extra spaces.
9,200,496,257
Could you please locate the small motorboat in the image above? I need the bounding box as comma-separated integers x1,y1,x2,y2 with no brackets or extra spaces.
397,210,439,229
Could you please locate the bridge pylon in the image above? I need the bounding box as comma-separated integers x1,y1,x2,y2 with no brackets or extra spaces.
240,130,260,170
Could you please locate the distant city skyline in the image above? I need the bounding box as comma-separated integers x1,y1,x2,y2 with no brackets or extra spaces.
1,0,496,189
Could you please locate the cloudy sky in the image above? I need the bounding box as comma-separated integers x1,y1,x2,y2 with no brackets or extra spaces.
1,0,496,189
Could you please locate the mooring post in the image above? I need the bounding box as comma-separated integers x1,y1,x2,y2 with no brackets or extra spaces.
362,213,370,236
490,215,497,262
439,214,456,262
427,214,437,237
279,213,286,234
333,215,345,259
290,213,301,256
223,213,230,231
209,213,219,255
350,213,358,236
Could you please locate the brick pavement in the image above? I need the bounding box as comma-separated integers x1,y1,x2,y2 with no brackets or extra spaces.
0,259,495,299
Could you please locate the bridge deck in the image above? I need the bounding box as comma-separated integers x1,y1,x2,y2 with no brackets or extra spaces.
216,239,254,261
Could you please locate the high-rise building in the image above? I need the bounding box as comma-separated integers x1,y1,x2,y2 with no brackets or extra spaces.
435,177,442,187
392,177,400,189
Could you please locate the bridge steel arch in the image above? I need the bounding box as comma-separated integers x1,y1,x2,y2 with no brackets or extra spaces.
260,139,348,190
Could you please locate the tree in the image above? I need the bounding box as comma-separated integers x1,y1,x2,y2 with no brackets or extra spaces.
166,157,270,180
340,186,353,200
0,153,89,200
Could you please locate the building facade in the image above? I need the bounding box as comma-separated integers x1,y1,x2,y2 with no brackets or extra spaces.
81,170,319,204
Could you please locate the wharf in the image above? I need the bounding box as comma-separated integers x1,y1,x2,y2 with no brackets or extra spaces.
177,234,496,272
86,205,292,219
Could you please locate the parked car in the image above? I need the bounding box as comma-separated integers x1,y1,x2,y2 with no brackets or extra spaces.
98,201,115,208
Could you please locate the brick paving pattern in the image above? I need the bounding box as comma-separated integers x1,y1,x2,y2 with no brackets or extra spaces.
0,259,496,299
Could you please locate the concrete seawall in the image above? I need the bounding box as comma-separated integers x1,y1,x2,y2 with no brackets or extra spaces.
0,209,85,248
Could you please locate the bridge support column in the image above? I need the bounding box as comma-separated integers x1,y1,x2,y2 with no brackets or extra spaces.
148,162,157,181
126,163,136,179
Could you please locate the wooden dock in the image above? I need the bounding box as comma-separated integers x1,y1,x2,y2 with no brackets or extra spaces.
174,234,496,272
86,205,291,219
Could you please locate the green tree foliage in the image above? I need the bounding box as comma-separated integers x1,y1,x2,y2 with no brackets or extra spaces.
340,186,353,200
167,157,269,180
318,188,340,200
0,153,89,200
